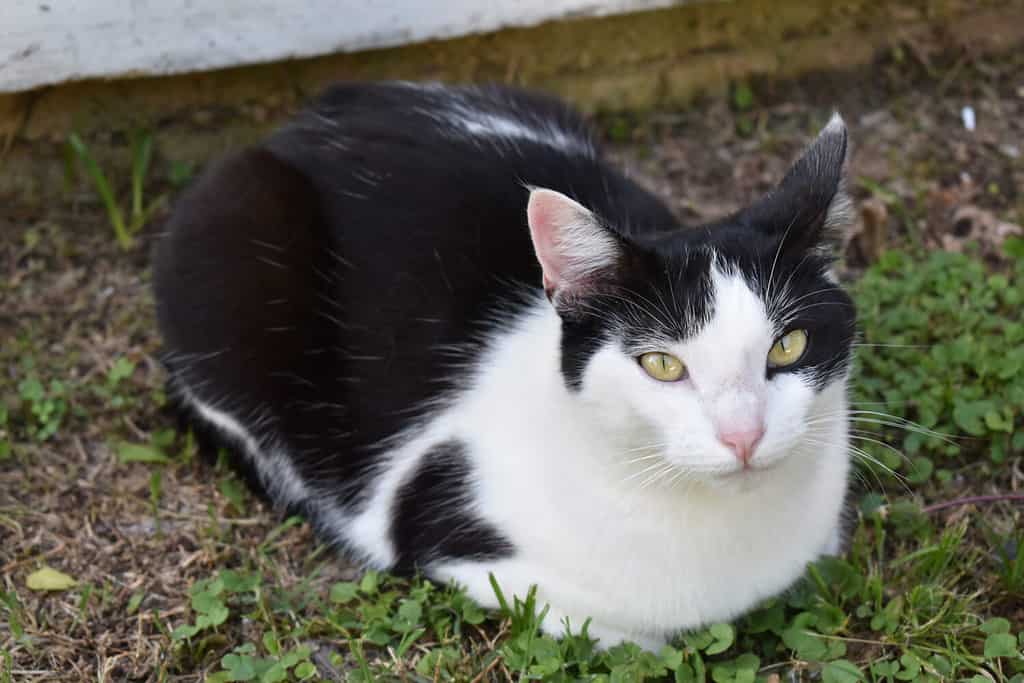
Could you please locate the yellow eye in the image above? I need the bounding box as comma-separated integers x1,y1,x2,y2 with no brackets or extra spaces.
768,329,808,368
639,352,686,382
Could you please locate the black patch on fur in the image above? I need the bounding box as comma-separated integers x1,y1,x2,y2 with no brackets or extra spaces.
391,440,514,574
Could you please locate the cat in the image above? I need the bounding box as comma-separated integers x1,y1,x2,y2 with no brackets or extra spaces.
153,81,856,651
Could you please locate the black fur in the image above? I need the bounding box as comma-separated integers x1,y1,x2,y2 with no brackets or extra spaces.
153,82,855,566
391,439,514,574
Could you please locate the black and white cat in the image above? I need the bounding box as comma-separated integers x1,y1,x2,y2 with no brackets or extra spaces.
154,82,856,650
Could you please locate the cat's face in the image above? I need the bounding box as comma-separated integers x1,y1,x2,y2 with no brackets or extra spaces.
527,115,856,484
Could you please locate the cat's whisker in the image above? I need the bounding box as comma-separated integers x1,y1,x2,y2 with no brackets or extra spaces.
638,462,680,491
803,435,911,495
846,417,960,445
622,442,670,454
804,409,960,445
604,290,676,331
777,301,856,320
852,343,931,349
774,285,838,310
845,408,957,430
622,446,665,457
622,459,676,485
848,427,959,453
763,212,801,316
768,248,820,324
848,431,915,469
622,452,668,466
665,465,694,491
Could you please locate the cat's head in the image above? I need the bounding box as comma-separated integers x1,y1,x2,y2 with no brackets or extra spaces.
527,114,856,485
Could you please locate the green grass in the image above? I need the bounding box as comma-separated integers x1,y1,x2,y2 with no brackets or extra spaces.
67,130,165,250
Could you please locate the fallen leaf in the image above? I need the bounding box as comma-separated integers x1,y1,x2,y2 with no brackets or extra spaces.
26,566,78,591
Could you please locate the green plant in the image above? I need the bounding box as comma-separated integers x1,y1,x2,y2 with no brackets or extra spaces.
16,375,67,441
67,130,165,249
168,160,196,187
0,405,10,460
92,356,137,409
994,531,1024,596
852,247,1024,482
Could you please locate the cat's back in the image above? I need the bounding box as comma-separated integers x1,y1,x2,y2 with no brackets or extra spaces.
265,81,675,257
153,81,677,481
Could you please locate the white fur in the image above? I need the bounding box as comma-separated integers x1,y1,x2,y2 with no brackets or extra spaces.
177,385,310,506
350,264,849,649
410,84,595,158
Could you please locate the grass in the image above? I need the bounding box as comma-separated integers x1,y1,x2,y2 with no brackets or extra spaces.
67,130,165,250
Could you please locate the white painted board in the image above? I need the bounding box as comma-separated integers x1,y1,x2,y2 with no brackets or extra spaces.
0,0,686,93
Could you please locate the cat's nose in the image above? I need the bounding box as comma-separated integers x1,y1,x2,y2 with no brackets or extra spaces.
716,425,765,465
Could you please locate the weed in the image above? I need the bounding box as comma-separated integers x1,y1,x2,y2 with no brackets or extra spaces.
852,245,1024,482
67,130,166,250
0,591,25,642
0,406,9,460
91,356,137,410
731,83,756,137
168,160,196,187
994,531,1024,596
16,374,67,441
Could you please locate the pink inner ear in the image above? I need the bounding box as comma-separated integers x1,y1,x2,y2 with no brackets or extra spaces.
527,188,586,292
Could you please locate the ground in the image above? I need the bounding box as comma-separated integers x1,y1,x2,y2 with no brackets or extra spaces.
1,47,1023,681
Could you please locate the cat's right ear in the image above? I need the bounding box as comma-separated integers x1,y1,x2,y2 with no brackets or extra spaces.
740,113,852,253
526,188,621,306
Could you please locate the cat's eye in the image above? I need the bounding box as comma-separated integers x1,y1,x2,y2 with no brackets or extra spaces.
768,329,808,368
639,352,686,382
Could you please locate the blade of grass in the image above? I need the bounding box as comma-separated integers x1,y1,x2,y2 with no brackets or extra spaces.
130,130,154,223
129,193,168,234
68,133,131,249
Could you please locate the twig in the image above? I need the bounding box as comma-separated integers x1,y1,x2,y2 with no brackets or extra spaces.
470,654,503,683
922,494,1024,514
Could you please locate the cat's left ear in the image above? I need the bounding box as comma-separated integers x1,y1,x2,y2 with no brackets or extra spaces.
742,113,852,251
526,188,622,306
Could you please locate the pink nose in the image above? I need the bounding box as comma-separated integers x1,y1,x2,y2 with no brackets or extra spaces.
717,426,765,465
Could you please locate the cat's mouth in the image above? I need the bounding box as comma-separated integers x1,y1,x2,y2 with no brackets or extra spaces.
701,458,787,492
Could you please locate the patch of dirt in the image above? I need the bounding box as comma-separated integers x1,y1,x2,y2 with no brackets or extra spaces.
2,46,1023,680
